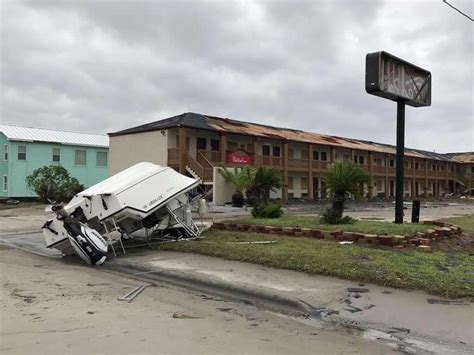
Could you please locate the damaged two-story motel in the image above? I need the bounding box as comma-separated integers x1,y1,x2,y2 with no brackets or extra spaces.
108,112,469,205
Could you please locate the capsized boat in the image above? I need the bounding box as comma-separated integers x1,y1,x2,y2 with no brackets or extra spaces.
42,162,201,265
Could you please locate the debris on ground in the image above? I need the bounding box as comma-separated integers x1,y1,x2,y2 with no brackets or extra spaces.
118,285,147,303
172,312,203,319
426,298,466,305
347,287,370,293
344,305,363,313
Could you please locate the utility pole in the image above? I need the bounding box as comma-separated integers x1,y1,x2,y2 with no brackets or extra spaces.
395,100,405,223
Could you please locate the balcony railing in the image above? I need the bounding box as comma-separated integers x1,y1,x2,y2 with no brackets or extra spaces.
311,160,329,170
199,149,222,164
258,155,281,167
288,157,309,169
373,165,386,174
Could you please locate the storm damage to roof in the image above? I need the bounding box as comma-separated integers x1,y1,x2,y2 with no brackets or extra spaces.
109,112,460,162
444,152,474,163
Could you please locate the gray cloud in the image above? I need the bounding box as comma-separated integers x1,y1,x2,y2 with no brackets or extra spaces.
1,0,472,153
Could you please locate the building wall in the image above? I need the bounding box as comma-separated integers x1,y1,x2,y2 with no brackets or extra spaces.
0,134,10,198
3,139,108,198
109,130,168,175
212,167,236,205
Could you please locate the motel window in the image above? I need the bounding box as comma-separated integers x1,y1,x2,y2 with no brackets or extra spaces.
471,167,474,173
389,159,394,167
262,145,270,156
96,151,108,167
272,146,281,157
17,146,26,160
353,155,357,163
2,175,7,192
3,145,7,161
313,151,319,161
75,150,87,166
415,162,419,170
359,156,364,165
210,139,219,151
320,152,327,161
52,148,60,162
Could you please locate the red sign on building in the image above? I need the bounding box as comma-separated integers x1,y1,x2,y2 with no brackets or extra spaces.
226,149,253,165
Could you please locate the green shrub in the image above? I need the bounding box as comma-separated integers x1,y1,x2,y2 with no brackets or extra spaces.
26,165,84,203
251,203,283,219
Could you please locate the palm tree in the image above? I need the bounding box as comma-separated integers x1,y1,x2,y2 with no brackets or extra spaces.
218,167,253,207
322,160,369,224
246,167,283,205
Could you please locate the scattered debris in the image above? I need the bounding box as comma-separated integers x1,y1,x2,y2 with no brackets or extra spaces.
382,290,392,295
217,308,233,312
232,241,277,245
118,285,146,303
364,304,376,310
426,298,466,305
344,305,363,313
352,293,362,299
358,282,365,286
339,241,354,245
172,312,203,319
388,327,410,334
347,287,370,293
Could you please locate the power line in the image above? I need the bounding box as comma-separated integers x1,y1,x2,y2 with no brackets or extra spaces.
442,0,474,21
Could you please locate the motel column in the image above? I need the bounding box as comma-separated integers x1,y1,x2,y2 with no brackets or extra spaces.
282,141,289,204
178,126,187,174
384,154,389,200
368,152,374,200
219,132,227,166
424,159,428,198
411,158,416,198
308,143,314,200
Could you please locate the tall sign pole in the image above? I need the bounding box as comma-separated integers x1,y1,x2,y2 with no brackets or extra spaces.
366,51,431,224
395,100,405,223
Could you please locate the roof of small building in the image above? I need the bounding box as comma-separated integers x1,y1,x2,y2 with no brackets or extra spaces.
109,112,458,162
0,124,109,148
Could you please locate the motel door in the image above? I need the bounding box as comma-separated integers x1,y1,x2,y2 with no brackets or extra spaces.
196,137,207,155
389,180,395,197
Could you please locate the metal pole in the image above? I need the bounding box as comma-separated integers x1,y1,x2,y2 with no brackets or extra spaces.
395,100,405,224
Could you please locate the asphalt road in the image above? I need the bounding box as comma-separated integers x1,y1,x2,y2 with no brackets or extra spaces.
0,247,392,354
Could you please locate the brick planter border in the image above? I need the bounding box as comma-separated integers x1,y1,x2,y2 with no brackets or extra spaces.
210,220,464,250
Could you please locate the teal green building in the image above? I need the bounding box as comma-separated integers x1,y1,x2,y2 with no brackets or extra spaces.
0,124,109,199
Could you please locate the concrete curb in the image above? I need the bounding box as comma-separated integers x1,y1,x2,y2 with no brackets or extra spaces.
104,258,312,316
0,230,43,237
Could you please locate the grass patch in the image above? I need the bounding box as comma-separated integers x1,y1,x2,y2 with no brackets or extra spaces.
226,215,432,235
439,215,474,235
160,230,474,298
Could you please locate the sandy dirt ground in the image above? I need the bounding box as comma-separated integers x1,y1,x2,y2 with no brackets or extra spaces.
0,246,392,354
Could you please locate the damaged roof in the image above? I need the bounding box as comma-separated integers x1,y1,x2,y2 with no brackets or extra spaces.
444,152,474,163
109,112,458,162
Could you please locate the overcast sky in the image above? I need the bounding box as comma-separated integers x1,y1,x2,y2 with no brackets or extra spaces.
1,0,472,153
